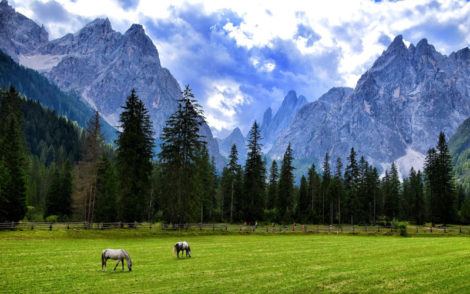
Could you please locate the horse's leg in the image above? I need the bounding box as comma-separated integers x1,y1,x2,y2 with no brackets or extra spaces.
122,258,124,271
114,260,120,271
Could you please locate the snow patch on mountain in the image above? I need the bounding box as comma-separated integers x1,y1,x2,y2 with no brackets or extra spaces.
18,54,64,72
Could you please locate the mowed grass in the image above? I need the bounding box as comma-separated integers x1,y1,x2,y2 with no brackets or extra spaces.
1,231,470,293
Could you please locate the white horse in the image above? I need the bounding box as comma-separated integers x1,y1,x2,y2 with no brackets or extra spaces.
101,249,132,271
173,241,191,258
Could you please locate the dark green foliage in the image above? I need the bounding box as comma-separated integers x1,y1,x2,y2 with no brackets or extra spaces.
321,152,332,224
344,148,360,224
296,175,309,222
195,146,217,222
44,163,72,220
306,164,321,223
424,132,456,225
243,122,266,223
266,160,278,211
330,158,344,225
220,145,243,222
401,168,425,224
277,144,295,223
93,156,118,222
382,163,400,221
0,88,27,221
0,50,116,142
116,89,154,222
159,86,205,223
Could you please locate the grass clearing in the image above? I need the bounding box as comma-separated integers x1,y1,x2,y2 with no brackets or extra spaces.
1,231,470,293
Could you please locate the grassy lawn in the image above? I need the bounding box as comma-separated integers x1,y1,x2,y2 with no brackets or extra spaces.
1,231,470,293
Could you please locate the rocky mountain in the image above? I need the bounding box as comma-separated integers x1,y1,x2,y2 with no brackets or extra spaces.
0,51,116,141
0,1,223,168
218,127,247,163
261,90,307,149
270,35,470,176
0,0,48,60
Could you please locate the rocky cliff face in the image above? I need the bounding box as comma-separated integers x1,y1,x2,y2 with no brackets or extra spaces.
0,0,48,60
260,90,307,149
0,2,223,168
218,127,247,164
270,36,470,176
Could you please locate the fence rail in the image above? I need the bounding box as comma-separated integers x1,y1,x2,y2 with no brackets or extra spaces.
0,222,470,236
1,222,470,236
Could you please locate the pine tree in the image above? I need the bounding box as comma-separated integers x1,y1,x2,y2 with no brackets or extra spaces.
297,175,309,222
277,144,295,222
0,87,27,221
94,156,118,222
306,164,321,223
243,122,266,223
425,133,456,225
195,146,217,223
159,86,204,223
321,152,331,224
220,145,243,222
266,160,279,210
383,162,400,221
330,157,344,225
116,89,154,222
344,148,359,224
44,162,72,220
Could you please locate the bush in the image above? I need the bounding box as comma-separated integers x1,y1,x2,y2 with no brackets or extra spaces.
45,215,59,223
392,220,408,237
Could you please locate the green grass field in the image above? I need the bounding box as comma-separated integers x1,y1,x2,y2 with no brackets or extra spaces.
1,231,470,293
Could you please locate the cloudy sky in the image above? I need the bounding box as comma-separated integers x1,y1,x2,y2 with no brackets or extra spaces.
9,0,470,137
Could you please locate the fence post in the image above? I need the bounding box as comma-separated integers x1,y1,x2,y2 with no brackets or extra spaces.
31,222,34,230
444,226,447,233
460,226,462,234
213,224,215,231
49,223,52,231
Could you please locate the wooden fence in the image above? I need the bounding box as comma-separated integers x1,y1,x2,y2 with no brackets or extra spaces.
1,222,470,236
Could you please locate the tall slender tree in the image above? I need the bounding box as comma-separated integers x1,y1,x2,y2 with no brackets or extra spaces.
344,148,359,224
277,144,295,222
159,86,204,223
297,175,309,222
306,164,321,223
266,160,279,211
243,122,266,223
425,133,456,225
321,152,331,224
220,144,243,222
116,89,154,222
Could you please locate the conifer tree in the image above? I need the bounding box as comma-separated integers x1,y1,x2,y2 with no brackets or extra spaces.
330,157,344,225
425,133,456,225
297,175,309,222
306,164,321,223
266,160,279,210
220,144,243,222
277,144,295,222
243,122,266,223
0,87,27,221
383,162,400,221
94,156,118,222
159,86,204,223
344,148,359,224
321,152,331,224
44,162,72,220
116,89,154,222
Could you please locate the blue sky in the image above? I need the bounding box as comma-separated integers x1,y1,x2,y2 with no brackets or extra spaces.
10,0,470,137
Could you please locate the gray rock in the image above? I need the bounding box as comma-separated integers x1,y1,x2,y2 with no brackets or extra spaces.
270,35,470,176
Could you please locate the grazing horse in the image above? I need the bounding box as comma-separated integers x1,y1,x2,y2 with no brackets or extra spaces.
101,249,132,271
173,241,191,258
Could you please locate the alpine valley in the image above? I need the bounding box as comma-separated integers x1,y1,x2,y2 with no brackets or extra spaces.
1,0,470,177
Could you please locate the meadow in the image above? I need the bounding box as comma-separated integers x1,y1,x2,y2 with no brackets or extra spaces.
1,230,470,293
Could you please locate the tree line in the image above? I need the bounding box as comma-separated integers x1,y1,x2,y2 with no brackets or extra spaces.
0,86,469,225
